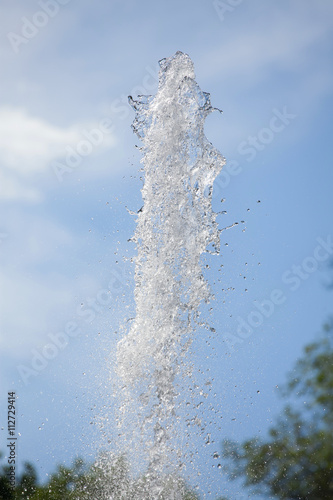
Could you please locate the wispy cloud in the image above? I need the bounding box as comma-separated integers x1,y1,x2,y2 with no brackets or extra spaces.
0,107,116,201
0,107,80,174
201,3,333,154
203,2,333,84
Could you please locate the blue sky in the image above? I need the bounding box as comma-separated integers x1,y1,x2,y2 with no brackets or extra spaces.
1,0,333,498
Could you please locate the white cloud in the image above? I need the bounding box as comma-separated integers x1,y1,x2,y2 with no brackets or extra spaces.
0,107,82,174
0,107,116,202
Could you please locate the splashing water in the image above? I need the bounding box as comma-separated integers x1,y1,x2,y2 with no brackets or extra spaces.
116,51,225,495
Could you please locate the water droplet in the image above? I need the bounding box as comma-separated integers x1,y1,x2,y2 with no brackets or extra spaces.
205,433,211,445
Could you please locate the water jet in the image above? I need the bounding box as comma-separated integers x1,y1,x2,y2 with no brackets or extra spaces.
115,51,225,497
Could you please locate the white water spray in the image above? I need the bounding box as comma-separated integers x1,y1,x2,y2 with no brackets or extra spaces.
116,51,225,495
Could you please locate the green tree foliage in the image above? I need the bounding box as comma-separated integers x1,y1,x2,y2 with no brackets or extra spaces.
0,451,199,499
0,452,14,500
221,320,333,499
16,462,38,498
